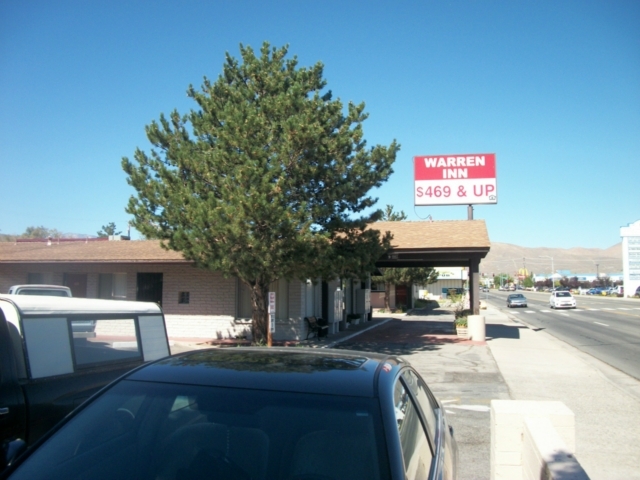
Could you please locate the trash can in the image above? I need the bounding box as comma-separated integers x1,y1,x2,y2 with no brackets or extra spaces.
467,315,485,341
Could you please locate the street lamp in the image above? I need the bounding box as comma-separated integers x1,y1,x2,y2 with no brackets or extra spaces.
539,256,554,288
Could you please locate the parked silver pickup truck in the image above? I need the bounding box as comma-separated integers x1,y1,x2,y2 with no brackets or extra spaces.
7,285,72,297
0,295,170,469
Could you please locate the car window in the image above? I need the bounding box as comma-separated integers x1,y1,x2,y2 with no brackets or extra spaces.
556,292,571,297
10,380,391,480
394,378,434,479
71,318,142,367
401,370,438,442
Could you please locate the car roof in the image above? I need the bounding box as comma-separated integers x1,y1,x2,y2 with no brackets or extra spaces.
0,294,162,315
10,284,71,291
126,347,405,397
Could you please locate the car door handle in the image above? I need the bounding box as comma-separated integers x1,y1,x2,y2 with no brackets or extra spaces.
0,407,9,415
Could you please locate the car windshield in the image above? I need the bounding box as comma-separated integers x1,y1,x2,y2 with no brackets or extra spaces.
556,292,571,297
18,289,69,297
511,294,524,299
10,379,390,480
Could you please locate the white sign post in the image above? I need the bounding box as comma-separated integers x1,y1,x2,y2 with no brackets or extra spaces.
268,292,276,334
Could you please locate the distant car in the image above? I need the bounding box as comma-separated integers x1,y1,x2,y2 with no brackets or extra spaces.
549,291,577,309
507,293,527,308
8,284,72,297
482,287,489,292
0,348,458,480
586,287,604,296
635,286,640,298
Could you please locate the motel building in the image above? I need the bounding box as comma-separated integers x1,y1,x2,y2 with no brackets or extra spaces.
0,220,491,342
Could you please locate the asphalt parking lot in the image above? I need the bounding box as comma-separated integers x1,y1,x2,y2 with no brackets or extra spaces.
332,313,511,480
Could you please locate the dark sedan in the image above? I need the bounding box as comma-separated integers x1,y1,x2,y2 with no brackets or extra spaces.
2,348,458,480
506,293,528,308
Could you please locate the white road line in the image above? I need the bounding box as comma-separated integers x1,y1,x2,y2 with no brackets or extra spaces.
540,309,551,313
525,311,535,314
560,313,570,317
602,308,614,310
618,308,631,311
594,322,609,327
587,308,600,311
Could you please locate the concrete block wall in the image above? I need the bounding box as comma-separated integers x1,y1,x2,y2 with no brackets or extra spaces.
491,400,587,480
95,319,137,338
164,314,250,340
522,418,589,480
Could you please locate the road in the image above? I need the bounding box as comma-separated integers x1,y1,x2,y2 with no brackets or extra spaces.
486,290,640,380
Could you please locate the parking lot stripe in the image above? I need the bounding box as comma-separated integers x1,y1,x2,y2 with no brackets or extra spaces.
594,322,609,327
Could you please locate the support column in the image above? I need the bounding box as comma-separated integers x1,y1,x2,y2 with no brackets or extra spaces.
469,257,480,314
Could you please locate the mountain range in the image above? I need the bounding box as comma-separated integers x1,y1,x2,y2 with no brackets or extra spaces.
480,242,622,277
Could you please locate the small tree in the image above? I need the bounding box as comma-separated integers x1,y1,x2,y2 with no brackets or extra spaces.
21,226,62,239
123,43,398,344
381,204,408,221
373,267,439,311
97,222,122,238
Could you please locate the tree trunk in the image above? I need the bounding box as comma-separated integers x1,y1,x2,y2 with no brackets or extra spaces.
384,282,391,311
250,282,270,345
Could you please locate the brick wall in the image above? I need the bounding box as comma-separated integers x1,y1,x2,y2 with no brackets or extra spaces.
0,263,237,316
1,262,312,340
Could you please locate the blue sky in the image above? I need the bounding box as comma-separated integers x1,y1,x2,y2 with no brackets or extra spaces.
1,0,638,249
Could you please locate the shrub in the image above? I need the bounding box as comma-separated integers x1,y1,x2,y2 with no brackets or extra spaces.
454,317,468,328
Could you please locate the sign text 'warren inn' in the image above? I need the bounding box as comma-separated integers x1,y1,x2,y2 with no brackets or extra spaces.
414,153,497,206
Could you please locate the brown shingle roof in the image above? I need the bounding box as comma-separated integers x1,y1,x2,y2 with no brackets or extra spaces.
372,219,490,250
0,239,187,263
0,220,489,263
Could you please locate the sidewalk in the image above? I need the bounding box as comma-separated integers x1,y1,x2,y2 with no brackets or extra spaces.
359,305,640,480
482,306,640,480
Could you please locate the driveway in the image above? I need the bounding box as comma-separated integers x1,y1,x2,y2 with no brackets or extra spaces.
334,312,511,480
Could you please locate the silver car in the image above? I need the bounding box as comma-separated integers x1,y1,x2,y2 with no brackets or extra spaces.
506,293,527,308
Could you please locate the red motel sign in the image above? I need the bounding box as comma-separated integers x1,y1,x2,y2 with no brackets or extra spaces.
414,153,497,206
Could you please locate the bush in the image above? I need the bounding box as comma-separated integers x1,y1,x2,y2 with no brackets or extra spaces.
454,317,468,328
414,299,435,308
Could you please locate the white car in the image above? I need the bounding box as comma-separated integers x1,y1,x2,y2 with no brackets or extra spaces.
549,291,576,309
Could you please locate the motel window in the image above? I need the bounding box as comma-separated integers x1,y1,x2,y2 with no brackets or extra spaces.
178,292,190,304
27,272,54,284
98,273,127,300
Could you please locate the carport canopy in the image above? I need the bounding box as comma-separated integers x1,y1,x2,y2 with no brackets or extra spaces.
371,220,491,314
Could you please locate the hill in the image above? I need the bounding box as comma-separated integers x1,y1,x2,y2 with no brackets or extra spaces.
481,242,622,277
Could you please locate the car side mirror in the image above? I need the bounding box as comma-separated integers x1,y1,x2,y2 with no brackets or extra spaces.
2,438,27,470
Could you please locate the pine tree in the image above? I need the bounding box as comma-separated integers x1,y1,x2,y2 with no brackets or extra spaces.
122,43,399,343
97,222,121,238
